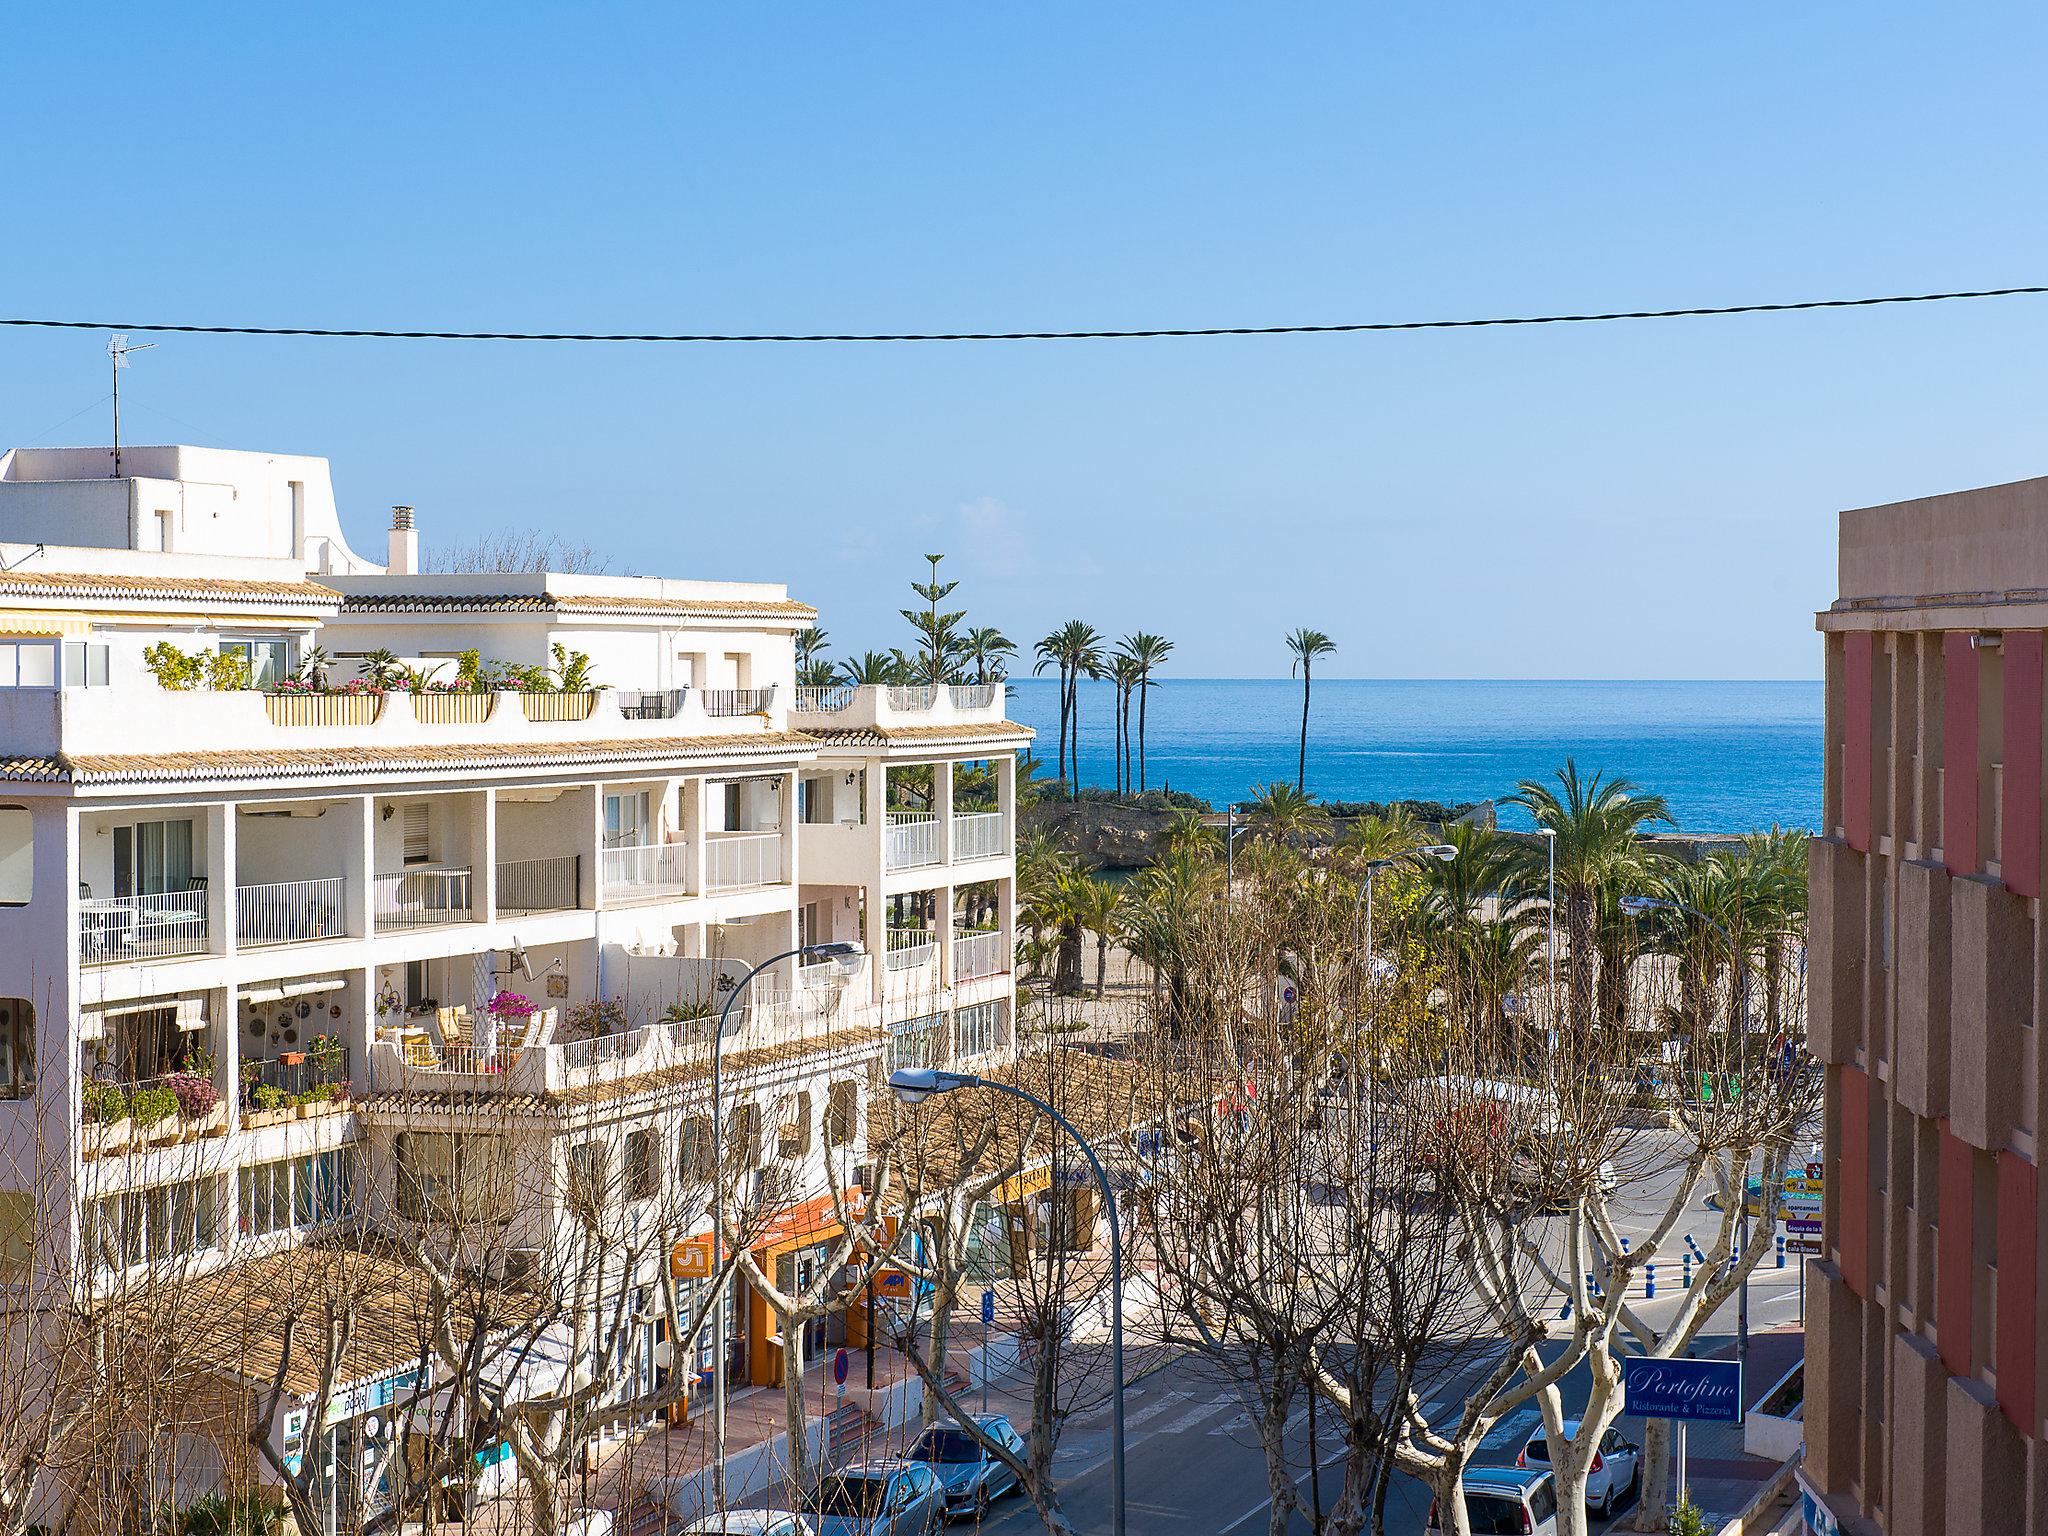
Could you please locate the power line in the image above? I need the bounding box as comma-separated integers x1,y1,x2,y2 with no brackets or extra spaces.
1,285,2045,346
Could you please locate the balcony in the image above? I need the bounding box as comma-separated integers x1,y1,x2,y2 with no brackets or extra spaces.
953,928,1008,981
80,891,209,966
793,684,856,713
705,832,782,891
952,811,1005,861
237,877,348,948
788,682,1006,731
601,842,690,902
372,867,473,931
885,927,937,973
701,686,777,718
618,688,689,720
885,812,941,871
497,855,582,914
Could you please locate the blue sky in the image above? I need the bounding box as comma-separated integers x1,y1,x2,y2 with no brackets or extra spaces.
4,3,2046,680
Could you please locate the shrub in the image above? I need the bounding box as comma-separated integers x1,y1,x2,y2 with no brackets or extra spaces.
487,990,537,1020
308,1032,345,1077
1669,1497,1711,1536
661,997,716,1024
127,1085,178,1129
566,997,631,1037
252,1084,287,1113
176,1490,288,1536
82,1080,127,1124
165,1071,218,1118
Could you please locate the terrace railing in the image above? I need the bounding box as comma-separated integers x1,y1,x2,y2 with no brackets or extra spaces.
705,833,782,891
79,891,209,965
885,927,937,973
953,929,1008,980
701,686,777,718
946,684,998,709
618,688,689,720
264,693,383,728
236,877,348,948
243,1045,352,1103
520,692,597,723
886,684,937,711
793,684,857,713
372,868,472,931
885,811,941,870
497,855,582,913
601,842,690,900
951,810,1006,861
412,692,498,725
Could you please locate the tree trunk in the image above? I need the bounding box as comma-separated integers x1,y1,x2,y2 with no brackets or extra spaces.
1096,934,1111,998
1055,921,1084,995
781,1318,810,1498
1138,675,1149,790
1298,664,1312,789
1627,1415,1674,1531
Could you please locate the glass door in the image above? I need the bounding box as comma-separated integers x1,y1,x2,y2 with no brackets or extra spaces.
603,791,650,849
112,819,195,898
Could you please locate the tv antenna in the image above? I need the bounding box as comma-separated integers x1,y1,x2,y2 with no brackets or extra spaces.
108,333,155,478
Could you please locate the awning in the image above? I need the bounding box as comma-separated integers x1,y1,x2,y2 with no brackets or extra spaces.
81,996,206,1039
242,977,345,1004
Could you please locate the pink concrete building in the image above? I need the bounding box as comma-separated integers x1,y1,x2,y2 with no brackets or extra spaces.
1808,475,2048,1533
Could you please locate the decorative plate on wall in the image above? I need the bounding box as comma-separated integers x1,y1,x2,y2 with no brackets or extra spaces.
295,1001,312,1020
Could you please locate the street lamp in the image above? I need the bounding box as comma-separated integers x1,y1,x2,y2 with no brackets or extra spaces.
1223,803,1258,894
709,940,862,1513
1359,843,1457,971
887,1066,1130,1536
1619,892,1756,1376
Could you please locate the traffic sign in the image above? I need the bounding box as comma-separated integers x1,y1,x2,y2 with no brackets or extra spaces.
833,1348,850,1386
1621,1356,1743,1423
981,1288,996,1325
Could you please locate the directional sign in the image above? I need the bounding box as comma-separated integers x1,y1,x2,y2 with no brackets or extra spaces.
981,1288,996,1325
1621,1356,1743,1423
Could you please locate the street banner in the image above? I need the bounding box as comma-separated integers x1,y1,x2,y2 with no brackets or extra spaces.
1621,1356,1743,1422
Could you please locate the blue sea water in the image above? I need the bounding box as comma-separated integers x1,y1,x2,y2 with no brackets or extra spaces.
1003,679,1822,835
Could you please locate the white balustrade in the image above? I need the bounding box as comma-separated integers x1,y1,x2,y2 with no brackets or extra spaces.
705,832,783,891
885,811,941,870
79,891,209,964
236,877,347,947
886,684,937,711
793,684,856,713
951,810,1006,861
885,928,937,973
947,684,998,710
952,929,1008,980
601,841,691,900
701,686,778,718
372,867,473,930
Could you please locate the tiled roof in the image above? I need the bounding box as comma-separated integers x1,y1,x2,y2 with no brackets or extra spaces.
802,722,1035,748
0,570,341,608
0,730,819,786
338,592,817,622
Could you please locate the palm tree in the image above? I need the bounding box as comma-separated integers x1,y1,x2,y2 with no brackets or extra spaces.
1108,653,1142,794
1032,629,1072,785
1505,759,1674,1039
1337,806,1425,866
1117,633,1174,791
1073,876,1128,997
1244,780,1330,847
795,626,829,672
839,650,908,686
962,626,1016,687
1285,628,1336,791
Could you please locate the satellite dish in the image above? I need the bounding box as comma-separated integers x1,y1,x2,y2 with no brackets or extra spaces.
507,943,534,980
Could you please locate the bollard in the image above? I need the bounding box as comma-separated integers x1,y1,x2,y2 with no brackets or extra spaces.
1646,1262,1656,1300
1683,1254,1693,1288
1559,1299,1572,1320
1776,1233,1786,1269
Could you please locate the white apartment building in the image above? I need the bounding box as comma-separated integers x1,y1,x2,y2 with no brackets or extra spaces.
0,444,1028,1519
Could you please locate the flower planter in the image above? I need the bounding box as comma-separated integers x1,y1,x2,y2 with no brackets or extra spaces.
279,1051,307,1066
198,1102,229,1138
82,1117,132,1159
142,1116,182,1146
245,1107,292,1130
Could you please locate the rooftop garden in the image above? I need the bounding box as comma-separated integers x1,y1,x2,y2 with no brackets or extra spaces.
145,643,601,695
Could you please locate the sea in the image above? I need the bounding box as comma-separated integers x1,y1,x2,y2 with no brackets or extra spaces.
1003,679,1822,835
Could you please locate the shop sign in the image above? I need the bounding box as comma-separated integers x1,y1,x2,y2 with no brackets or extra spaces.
1620,1356,1741,1422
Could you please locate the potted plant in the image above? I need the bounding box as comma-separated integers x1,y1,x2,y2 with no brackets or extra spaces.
279,1049,306,1067
564,996,630,1040
128,1084,181,1145
248,1083,290,1127
81,1080,130,1157
166,1070,223,1139
289,1090,316,1121
308,1032,346,1082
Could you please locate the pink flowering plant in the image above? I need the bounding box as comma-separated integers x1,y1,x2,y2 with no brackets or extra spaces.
486,990,538,1020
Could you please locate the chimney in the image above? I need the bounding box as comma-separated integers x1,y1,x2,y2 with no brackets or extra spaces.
387,505,418,574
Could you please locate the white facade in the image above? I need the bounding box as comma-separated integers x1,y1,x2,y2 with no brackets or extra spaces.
0,444,1029,1480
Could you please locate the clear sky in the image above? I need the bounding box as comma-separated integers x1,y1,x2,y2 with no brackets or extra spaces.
5,3,2046,680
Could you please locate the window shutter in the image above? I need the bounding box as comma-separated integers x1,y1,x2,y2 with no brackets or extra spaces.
403,805,430,864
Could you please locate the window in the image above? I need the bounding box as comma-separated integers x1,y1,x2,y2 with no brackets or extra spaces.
113,818,195,898
402,804,430,865
220,637,292,688
726,1102,761,1169
84,1177,219,1271
954,1002,1005,1060
823,1080,858,1147
604,792,650,850
240,1149,357,1238
0,643,57,689
624,1129,658,1202
680,1115,715,1182
888,1014,943,1071
0,813,27,907
777,1092,812,1161
395,1132,511,1223
722,783,742,832
568,1140,611,1228
0,999,33,1100
61,643,110,689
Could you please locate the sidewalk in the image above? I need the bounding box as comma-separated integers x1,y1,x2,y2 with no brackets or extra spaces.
1642,1323,1803,1533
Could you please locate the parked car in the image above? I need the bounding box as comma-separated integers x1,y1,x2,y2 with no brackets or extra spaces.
1519,1419,1640,1517
1425,1466,1560,1534
902,1415,1025,1519
680,1513,816,1536
802,1461,947,1536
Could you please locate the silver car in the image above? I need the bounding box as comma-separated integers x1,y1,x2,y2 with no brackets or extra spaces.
803,1461,946,1536
902,1416,1026,1520
680,1513,816,1536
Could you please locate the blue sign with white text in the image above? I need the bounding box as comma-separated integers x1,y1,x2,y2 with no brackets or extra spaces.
1621,1356,1742,1423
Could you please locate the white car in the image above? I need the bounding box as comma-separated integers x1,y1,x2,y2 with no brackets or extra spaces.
1518,1420,1640,1517
1425,1467,1559,1533
681,1513,816,1536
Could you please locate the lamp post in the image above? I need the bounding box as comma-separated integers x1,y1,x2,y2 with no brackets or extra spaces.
1358,844,1457,972
887,1066,1129,1536
709,940,862,1513
1619,892,1755,1376
1223,803,1256,895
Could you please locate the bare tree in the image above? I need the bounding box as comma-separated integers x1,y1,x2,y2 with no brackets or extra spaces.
423,530,613,575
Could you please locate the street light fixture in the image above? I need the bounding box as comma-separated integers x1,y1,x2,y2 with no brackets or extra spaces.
1359,843,1457,971
887,1066,1130,1536
709,940,862,1513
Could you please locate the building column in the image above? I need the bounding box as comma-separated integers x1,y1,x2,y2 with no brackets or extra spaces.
936,760,955,866
863,886,887,1008
685,778,710,899
778,769,797,889
999,874,1017,978
937,881,957,992
591,783,613,911
474,788,498,926
344,796,375,940
998,753,1016,855
207,802,236,960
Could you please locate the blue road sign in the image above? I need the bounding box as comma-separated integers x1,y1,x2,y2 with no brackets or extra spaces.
833,1348,850,1386
981,1288,996,1325
1621,1356,1742,1423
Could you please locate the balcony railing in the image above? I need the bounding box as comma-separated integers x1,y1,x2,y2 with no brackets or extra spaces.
242,1045,352,1104
885,927,937,972
953,929,1008,980
951,810,1006,861
701,686,777,718
521,692,597,723
947,684,998,709
236,877,347,948
602,842,690,900
79,891,209,965
412,692,498,725
705,832,782,891
885,812,941,871
265,693,383,727
793,684,857,713
618,688,689,720
497,855,581,913
372,868,473,930
886,684,937,711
